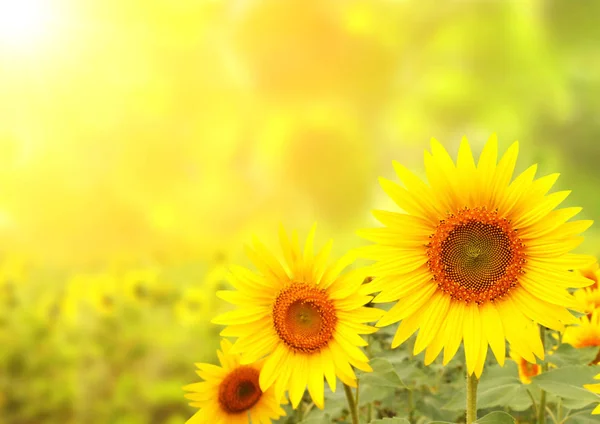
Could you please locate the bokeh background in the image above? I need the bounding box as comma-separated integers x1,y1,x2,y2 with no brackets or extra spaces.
1,0,599,423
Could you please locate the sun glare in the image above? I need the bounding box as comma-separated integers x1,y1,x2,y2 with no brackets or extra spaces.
0,0,57,50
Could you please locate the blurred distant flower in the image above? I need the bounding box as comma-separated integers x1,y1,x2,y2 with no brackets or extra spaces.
212,226,382,409
509,348,541,384
69,273,120,316
359,135,593,377
0,254,28,308
203,262,230,294
175,287,211,327
121,267,161,303
584,374,600,415
35,291,62,324
563,311,600,364
183,339,285,424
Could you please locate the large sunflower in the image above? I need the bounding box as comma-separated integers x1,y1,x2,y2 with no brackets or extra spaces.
212,226,382,409
358,135,594,377
183,339,285,424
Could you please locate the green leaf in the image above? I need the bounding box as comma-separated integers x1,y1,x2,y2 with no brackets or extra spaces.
570,309,588,319
475,411,516,423
567,407,600,423
298,415,331,424
357,383,394,406
358,357,406,388
369,418,411,424
417,394,463,422
531,365,600,402
300,387,346,424
546,343,599,367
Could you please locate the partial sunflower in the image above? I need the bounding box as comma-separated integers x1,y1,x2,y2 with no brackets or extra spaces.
183,339,285,424
584,374,600,415
509,347,541,384
212,226,382,409
563,311,600,364
358,135,594,377
579,261,600,289
574,288,600,316
573,261,600,314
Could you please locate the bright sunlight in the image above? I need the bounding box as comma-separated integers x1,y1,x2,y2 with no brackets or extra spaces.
0,0,57,50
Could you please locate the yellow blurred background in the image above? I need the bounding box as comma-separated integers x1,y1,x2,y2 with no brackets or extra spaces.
1,0,599,423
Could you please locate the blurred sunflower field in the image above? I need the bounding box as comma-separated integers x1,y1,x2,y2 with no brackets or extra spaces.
2,0,600,423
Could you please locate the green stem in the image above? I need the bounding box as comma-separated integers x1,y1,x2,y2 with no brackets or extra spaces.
539,326,548,424
408,389,415,424
344,384,359,424
295,400,305,422
526,387,539,418
466,372,479,424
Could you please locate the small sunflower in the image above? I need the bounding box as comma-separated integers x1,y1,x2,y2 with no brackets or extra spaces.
574,262,600,314
584,374,600,415
183,339,285,424
574,288,600,316
579,262,600,289
563,311,600,364
509,347,541,384
212,226,382,409
358,135,594,377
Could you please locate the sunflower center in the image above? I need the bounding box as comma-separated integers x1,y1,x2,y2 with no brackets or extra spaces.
272,283,337,353
520,359,540,378
427,207,526,304
218,366,262,414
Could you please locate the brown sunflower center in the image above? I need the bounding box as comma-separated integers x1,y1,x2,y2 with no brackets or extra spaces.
272,283,337,353
427,207,526,304
520,359,540,378
218,366,262,414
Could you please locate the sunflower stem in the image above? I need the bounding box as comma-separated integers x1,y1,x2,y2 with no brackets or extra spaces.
466,372,479,424
539,326,548,424
295,400,305,422
343,384,359,424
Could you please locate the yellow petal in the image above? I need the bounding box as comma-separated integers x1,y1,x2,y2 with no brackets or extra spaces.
259,344,288,391
377,282,437,327
479,303,505,366
463,302,482,376
414,291,451,354
443,301,466,365
307,354,325,409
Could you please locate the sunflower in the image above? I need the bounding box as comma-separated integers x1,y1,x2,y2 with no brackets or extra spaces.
584,374,600,415
563,311,600,364
358,135,594,377
573,262,600,314
579,262,600,289
574,288,600,316
183,339,285,424
509,347,541,384
212,226,382,409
